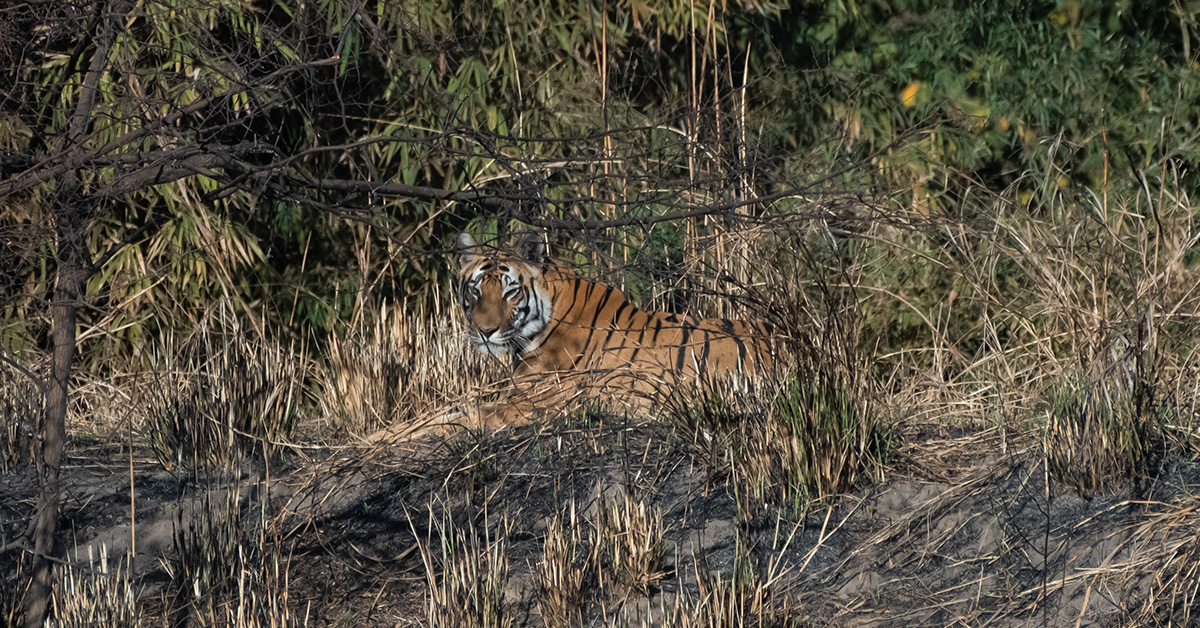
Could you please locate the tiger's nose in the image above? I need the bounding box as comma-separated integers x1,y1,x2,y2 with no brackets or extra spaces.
479,326,499,338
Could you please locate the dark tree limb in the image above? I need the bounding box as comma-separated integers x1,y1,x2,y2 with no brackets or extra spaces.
23,0,130,624
0,58,339,199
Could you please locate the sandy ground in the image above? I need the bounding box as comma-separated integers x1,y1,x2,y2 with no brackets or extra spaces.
2,416,1198,627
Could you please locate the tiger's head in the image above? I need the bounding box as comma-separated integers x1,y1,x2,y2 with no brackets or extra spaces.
456,232,554,358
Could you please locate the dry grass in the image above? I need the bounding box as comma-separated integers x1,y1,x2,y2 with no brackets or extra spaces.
1042,370,1155,497
534,504,594,628
163,473,303,628
671,569,797,628
412,504,511,628
0,551,28,627
670,508,801,628
140,306,304,470
46,545,139,628
670,367,885,518
598,488,667,594
0,363,37,472
318,299,507,439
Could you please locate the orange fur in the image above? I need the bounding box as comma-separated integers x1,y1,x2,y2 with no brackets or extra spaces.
456,233,774,427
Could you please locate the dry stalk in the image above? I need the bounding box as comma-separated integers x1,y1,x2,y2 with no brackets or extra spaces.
671,524,799,628
162,468,302,628
45,545,138,628
0,362,38,471
598,488,666,594
414,505,511,628
670,366,883,519
319,299,506,438
1042,371,1152,496
141,303,304,469
534,501,595,628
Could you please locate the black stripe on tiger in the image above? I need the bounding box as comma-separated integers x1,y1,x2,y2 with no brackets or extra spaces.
676,320,692,372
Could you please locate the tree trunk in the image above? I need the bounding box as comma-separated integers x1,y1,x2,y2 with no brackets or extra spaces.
22,2,125,621
24,212,88,628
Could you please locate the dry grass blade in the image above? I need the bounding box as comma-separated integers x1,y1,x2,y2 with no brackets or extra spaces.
141,302,304,469
598,488,666,594
669,366,885,519
46,545,138,628
0,362,38,472
534,502,594,628
1042,371,1155,497
163,468,303,628
413,504,511,628
319,300,506,439
671,525,799,628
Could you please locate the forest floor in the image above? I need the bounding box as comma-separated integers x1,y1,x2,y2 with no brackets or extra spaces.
4,407,1199,628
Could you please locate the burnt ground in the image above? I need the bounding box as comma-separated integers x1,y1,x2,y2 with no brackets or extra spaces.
2,412,1199,627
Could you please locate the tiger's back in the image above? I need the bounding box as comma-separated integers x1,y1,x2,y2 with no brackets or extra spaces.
521,264,772,388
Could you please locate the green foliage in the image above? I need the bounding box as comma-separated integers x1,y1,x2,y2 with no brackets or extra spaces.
779,0,1200,194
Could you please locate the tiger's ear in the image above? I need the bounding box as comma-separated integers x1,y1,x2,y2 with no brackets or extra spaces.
457,232,480,266
518,234,546,264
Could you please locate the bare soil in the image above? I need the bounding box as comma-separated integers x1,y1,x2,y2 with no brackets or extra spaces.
2,413,1198,627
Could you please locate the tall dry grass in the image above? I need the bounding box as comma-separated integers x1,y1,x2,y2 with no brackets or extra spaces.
534,503,594,628
318,297,507,439
852,167,1200,490
0,363,38,472
411,504,511,628
140,301,304,469
668,368,885,519
45,545,138,628
163,474,303,628
597,488,667,594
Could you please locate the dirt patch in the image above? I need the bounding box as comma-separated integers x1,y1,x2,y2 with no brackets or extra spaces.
2,416,1198,627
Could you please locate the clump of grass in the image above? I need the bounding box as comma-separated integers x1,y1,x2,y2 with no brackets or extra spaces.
414,506,511,628
671,569,797,628
768,368,884,505
671,522,800,628
0,364,38,472
141,309,303,470
671,366,885,517
319,300,506,438
534,503,594,628
46,545,138,628
0,551,28,626
1042,370,1157,496
164,477,302,627
598,489,666,594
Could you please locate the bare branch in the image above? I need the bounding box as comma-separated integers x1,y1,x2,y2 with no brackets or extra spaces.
0,58,340,199
0,352,43,393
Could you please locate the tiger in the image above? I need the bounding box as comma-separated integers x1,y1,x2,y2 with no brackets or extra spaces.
368,232,775,442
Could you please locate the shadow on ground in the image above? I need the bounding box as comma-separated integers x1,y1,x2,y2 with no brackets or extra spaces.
2,413,1198,627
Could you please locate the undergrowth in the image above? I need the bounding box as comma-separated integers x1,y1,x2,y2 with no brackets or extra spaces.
670,366,886,518
46,545,138,628
164,473,301,628
0,364,37,472
140,305,303,470
318,296,506,438
413,504,511,628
